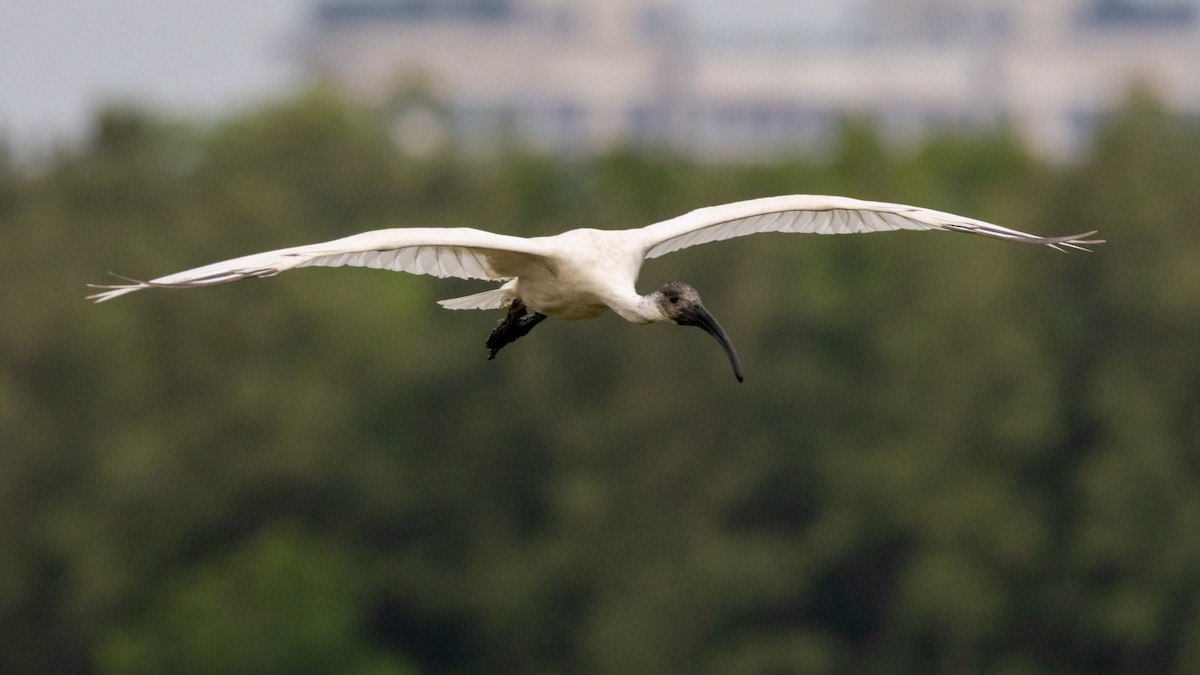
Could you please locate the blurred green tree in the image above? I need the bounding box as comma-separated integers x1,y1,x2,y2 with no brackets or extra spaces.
0,87,1196,675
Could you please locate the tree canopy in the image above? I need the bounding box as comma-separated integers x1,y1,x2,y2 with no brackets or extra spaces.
1,89,1198,674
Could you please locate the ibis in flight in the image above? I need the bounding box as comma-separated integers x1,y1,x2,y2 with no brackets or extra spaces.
89,195,1101,381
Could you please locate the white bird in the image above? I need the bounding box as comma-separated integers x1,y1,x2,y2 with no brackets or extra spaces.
89,194,1101,381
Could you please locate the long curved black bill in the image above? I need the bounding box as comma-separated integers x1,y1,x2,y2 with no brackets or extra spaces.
680,304,745,383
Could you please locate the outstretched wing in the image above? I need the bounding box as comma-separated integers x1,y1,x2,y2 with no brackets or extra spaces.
634,195,1102,259
88,227,553,303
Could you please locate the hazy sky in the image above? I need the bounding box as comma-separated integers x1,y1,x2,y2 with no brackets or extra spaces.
0,0,865,147
0,0,309,145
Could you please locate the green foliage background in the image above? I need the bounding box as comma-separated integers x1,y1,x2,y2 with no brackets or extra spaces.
2,89,1199,674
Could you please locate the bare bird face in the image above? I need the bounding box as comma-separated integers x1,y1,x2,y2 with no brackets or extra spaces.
654,282,745,383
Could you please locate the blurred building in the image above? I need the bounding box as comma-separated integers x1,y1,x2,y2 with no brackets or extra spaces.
298,0,1200,159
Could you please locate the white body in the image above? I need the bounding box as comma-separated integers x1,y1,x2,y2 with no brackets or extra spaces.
507,229,648,321
89,194,1099,318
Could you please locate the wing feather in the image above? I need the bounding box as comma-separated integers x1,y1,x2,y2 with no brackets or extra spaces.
88,227,551,302
637,195,1101,258
90,195,1104,304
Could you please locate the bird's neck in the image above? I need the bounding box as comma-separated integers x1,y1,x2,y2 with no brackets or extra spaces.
611,293,668,325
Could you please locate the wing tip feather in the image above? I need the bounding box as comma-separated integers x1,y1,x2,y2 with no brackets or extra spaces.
85,268,278,303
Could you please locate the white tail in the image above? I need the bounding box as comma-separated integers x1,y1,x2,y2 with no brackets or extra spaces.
437,282,517,311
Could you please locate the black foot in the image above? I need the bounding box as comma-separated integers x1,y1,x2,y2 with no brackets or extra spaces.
487,300,547,360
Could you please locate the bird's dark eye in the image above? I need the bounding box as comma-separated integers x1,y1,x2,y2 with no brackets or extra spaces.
668,295,678,304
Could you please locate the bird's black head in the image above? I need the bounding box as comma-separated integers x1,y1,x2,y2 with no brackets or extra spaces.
653,282,744,383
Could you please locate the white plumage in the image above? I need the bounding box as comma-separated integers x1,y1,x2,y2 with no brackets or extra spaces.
89,194,1100,381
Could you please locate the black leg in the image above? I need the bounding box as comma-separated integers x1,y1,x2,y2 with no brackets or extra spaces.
486,300,548,360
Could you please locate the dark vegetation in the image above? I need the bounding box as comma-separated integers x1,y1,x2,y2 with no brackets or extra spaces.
2,89,1198,674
